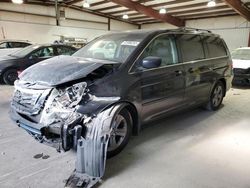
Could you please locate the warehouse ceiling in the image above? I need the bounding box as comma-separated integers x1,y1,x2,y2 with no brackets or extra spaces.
0,0,250,26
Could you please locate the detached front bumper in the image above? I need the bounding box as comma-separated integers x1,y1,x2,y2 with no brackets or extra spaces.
10,107,83,151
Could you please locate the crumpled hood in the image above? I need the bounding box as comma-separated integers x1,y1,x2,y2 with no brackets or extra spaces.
233,59,250,69
19,55,119,86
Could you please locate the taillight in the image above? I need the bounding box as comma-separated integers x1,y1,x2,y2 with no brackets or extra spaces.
17,70,23,77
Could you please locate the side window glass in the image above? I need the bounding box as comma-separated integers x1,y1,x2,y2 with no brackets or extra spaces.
57,46,75,55
11,42,23,48
178,34,205,62
203,36,227,58
30,47,54,58
132,35,178,72
21,43,30,47
6,42,12,48
0,42,7,49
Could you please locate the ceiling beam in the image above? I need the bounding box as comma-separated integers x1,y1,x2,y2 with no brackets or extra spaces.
90,0,154,8
0,0,140,26
108,0,224,15
183,13,238,20
179,10,237,19
130,5,231,20
172,6,232,16
109,0,185,27
67,4,139,25
95,5,121,12
67,0,82,6
150,0,197,8
223,0,250,21
90,0,109,7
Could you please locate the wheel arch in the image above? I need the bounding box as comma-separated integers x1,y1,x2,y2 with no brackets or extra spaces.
101,101,140,136
1,66,19,78
218,78,226,96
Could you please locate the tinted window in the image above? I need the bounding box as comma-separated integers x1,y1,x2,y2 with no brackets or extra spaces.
178,34,205,62
57,46,76,55
10,44,40,58
30,47,54,58
10,42,28,48
203,36,227,58
132,35,178,72
0,42,7,49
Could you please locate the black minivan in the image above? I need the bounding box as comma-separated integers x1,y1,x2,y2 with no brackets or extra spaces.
10,28,233,187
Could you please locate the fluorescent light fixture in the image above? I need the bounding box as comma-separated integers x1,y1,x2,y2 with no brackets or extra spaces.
159,8,167,14
83,1,90,8
12,0,23,4
207,0,216,7
122,14,129,19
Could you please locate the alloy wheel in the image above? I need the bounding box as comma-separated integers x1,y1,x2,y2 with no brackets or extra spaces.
212,85,223,107
108,114,128,152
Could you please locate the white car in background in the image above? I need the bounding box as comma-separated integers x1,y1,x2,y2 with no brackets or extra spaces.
231,47,250,85
0,40,31,57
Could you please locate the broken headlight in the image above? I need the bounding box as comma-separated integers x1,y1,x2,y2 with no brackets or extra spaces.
56,82,88,108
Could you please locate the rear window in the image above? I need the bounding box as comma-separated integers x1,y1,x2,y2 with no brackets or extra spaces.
203,36,227,58
177,34,205,62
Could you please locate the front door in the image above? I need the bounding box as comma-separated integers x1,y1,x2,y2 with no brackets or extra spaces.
130,34,185,122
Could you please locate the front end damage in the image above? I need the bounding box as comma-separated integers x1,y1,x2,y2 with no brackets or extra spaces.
10,80,121,187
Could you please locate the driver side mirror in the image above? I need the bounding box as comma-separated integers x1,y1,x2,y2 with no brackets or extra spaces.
142,56,161,69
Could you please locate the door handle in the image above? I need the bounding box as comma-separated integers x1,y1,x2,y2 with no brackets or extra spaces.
175,70,183,76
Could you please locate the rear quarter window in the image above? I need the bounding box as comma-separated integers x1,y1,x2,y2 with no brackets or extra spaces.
203,36,227,58
177,34,205,62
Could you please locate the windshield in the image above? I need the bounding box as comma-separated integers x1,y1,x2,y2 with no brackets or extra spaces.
73,32,147,63
231,49,250,60
9,44,41,58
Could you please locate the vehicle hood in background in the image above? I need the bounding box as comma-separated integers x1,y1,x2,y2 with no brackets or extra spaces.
0,49,21,58
19,55,120,86
233,59,250,69
0,55,18,62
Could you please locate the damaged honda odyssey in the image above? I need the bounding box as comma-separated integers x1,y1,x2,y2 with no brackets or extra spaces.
10,28,233,187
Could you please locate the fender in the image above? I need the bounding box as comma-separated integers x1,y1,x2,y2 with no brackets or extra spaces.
77,96,141,135
65,104,126,188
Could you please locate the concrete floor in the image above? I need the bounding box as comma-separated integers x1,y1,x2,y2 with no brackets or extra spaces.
0,85,250,188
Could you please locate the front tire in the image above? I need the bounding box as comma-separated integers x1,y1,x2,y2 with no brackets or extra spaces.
3,69,18,85
205,81,225,111
107,108,132,158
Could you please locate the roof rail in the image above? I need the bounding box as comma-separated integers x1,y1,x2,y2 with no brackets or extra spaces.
177,27,212,33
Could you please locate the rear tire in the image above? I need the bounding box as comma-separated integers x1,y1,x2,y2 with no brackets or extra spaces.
205,81,225,111
3,69,18,85
107,108,132,158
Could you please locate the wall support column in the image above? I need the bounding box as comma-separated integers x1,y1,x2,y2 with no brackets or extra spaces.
248,32,250,47
108,18,111,31
55,0,60,26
